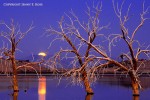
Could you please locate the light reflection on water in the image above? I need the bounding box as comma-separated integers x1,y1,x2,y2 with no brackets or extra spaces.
0,76,149,100
38,77,46,100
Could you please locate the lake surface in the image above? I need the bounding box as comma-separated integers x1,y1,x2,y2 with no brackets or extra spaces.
0,75,150,100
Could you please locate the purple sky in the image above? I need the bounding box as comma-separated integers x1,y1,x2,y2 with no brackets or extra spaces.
0,0,150,59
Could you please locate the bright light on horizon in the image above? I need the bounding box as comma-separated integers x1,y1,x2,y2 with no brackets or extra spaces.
38,52,47,57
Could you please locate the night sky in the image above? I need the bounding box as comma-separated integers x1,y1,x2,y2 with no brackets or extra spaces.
0,0,150,60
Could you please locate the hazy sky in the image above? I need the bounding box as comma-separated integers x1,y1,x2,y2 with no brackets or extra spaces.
0,0,150,59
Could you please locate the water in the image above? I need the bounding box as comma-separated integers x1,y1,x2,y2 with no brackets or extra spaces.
0,75,150,100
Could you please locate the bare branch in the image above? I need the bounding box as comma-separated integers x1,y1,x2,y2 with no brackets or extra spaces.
131,2,150,42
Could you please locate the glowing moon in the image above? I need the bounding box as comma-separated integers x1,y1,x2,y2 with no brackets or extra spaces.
38,52,46,57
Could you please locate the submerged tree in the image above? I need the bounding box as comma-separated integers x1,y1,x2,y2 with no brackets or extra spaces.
0,20,33,92
111,0,150,95
46,2,110,94
47,1,150,96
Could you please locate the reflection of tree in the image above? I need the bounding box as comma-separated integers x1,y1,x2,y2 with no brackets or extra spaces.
97,76,131,88
13,92,18,100
133,96,139,100
85,94,93,100
97,76,150,91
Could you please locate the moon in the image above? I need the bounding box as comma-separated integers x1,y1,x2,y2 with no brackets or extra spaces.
38,52,47,57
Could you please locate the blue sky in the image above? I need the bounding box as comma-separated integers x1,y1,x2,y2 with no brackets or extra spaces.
0,0,150,59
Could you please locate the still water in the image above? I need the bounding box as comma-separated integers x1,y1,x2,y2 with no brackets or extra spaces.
0,75,150,100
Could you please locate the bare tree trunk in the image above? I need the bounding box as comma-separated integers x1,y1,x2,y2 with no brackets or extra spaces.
82,71,94,94
131,79,139,96
0,20,33,92
11,56,19,92
129,71,139,96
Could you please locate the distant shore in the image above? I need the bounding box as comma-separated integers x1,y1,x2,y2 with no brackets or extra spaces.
1,59,150,77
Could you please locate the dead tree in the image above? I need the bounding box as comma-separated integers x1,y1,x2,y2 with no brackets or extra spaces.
46,1,150,96
46,2,110,94
112,0,150,96
0,19,33,92
65,1,150,95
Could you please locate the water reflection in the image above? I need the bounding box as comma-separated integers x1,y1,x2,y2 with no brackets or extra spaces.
133,96,139,100
97,76,150,89
85,94,93,100
0,76,149,100
12,92,18,100
38,76,46,100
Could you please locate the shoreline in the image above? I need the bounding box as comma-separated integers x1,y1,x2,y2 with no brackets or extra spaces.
0,73,149,77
